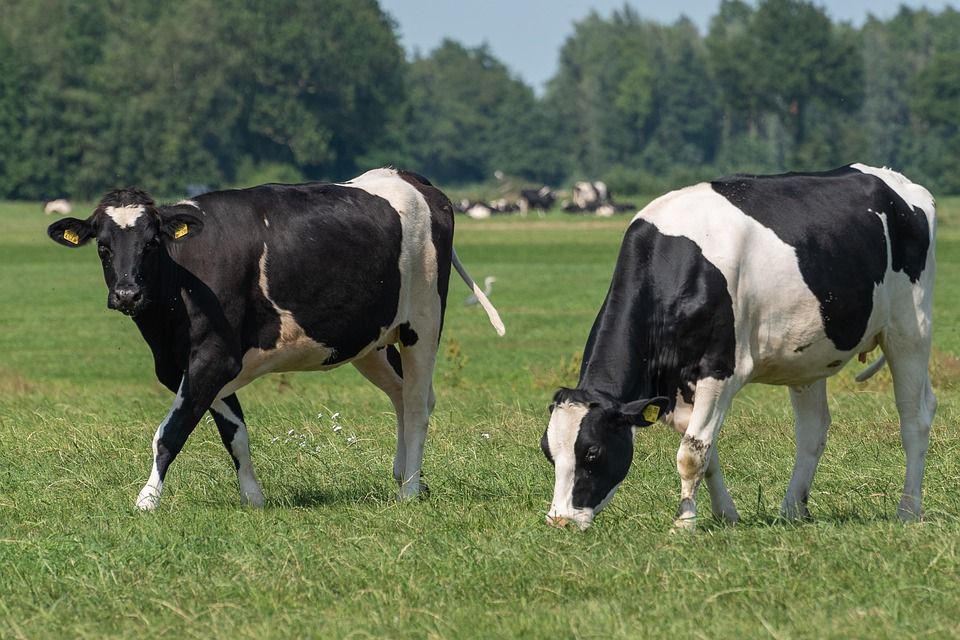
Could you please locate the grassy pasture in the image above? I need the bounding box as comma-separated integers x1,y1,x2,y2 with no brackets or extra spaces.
2,198,960,638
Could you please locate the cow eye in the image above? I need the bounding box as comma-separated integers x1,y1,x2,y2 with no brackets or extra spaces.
97,244,112,258
547,402,556,415
144,237,160,251
584,446,601,464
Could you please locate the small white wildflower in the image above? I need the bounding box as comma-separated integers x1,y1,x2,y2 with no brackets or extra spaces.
332,425,343,433
271,436,280,443
481,433,491,439
287,429,295,436
299,442,306,448
316,413,323,420
331,412,340,420
347,435,358,445
314,446,322,453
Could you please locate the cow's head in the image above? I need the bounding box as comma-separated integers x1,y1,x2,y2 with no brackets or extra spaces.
47,189,203,316
541,388,668,530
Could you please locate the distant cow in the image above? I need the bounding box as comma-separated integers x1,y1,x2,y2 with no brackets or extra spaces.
48,168,505,510
43,199,72,215
519,187,555,213
466,202,493,220
541,164,936,530
571,181,604,210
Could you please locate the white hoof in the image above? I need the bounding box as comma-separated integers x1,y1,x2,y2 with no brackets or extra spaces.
135,485,162,511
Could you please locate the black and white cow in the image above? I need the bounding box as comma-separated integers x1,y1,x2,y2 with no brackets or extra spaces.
519,187,555,213
541,164,937,530
47,168,505,510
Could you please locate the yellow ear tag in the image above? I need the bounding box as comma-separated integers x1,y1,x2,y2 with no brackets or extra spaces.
642,404,660,422
63,229,80,245
173,223,189,239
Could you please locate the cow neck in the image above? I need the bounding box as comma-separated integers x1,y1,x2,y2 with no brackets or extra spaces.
132,250,187,359
576,295,660,404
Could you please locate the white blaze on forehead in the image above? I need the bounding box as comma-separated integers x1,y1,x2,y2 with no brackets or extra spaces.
547,402,589,519
105,204,146,228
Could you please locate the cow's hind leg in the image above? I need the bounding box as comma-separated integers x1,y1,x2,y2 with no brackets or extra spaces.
396,331,439,501
705,446,739,523
210,394,265,508
883,337,937,521
352,347,407,485
674,376,746,530
781,379,831,520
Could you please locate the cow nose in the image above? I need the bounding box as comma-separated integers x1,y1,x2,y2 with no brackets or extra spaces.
111,286,143,313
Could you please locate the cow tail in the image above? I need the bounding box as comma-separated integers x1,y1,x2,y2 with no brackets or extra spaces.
451,248,506,336
855,355,887,382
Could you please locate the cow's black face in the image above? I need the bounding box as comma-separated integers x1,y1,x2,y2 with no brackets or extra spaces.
542,388,668,529
47,189,203,317
97,215,163,316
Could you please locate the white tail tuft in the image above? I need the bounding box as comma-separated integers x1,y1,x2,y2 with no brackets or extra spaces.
855,355,887,382
451,249,505,336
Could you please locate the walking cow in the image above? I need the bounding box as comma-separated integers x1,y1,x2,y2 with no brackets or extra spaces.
540,164,937,530
48,168,505,509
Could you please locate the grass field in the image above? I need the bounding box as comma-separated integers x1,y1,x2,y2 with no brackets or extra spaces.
2,197,960,638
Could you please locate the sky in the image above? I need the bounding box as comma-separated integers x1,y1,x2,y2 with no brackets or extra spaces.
379,0,956,93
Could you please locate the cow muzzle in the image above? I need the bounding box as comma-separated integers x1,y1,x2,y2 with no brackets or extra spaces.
108,286,145,316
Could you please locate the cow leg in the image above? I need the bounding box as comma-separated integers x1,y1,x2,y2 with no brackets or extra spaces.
883,339,937,521
136,360,236,510
781,380,831,520
674,376,744,530
209,394,265,508
352,347,406,485
397,337,439,501
704,445,739,523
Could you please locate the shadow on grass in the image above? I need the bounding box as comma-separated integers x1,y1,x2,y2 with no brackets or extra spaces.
693,507,954,531
273,484,395,508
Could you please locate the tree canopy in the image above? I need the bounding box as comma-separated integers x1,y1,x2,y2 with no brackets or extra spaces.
2,0,959,199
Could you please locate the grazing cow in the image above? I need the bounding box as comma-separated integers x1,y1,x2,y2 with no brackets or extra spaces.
571,181,604,210
519,187,555,213
47,168,505,510
466,203,493,220
43,198,72,215
541,164,936,530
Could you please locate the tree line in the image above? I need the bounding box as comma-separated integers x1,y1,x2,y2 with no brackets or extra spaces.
2,0,958,201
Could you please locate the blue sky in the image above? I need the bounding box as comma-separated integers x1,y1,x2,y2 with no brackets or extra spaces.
379,1,955,93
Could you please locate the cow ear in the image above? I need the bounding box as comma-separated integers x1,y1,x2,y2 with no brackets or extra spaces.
158,209,204,242
620,397,669,428
47,217,94,248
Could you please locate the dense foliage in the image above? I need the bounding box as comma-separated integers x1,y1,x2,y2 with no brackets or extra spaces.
2,0,959,199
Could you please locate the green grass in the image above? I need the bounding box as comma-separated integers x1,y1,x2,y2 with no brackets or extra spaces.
2,199,960,638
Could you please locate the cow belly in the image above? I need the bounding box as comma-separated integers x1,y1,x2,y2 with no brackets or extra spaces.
216,339,335,399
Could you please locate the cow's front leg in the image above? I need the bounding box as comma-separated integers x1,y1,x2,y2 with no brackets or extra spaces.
136,360,236,510
210,394,265,508
674,377,743,531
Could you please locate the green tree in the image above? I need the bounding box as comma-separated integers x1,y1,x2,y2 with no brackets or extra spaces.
400,40,559,184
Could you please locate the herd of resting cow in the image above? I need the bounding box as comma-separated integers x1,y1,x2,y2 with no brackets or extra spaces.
45,163,937,531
